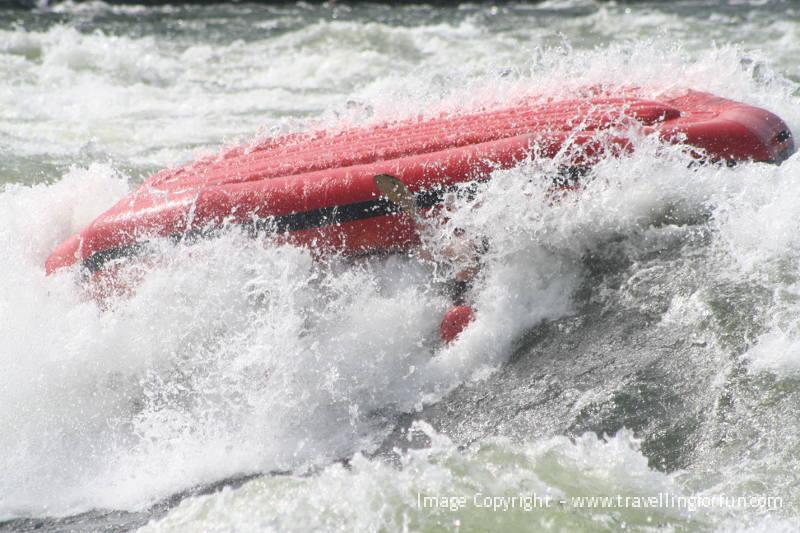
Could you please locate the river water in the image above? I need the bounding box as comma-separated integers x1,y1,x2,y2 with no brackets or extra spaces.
2,1,800,531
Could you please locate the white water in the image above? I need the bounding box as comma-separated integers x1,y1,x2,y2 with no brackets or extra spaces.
2,1,800,531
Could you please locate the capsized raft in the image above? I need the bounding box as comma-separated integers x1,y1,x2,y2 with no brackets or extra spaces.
46,89,794,274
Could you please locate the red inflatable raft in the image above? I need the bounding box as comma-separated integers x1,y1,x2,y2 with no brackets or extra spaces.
46,89,793,275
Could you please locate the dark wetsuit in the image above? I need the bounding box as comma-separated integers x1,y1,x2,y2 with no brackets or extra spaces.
442,235,490,306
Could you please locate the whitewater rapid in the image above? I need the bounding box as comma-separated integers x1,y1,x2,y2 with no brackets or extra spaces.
2,1,800,531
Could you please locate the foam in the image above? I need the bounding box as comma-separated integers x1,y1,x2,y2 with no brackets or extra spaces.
2,5,800,528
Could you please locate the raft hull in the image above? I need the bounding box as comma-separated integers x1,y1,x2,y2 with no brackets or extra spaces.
46,89,794,274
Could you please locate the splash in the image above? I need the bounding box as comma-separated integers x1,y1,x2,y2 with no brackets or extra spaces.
2,3,800,530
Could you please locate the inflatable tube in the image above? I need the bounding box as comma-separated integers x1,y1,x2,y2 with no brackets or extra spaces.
45,89,794,274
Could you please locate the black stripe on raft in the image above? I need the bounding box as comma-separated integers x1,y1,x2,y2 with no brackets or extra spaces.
80,185,457,274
